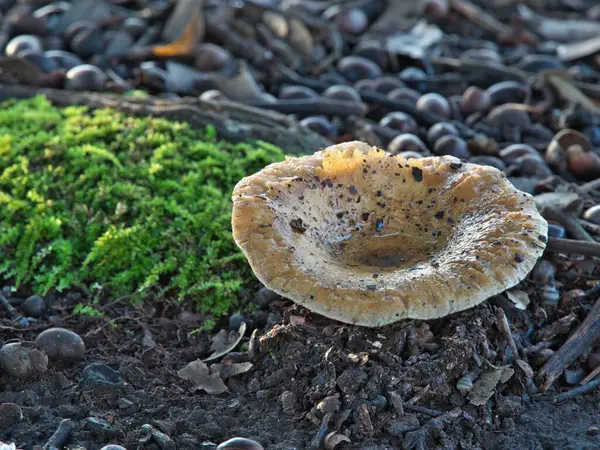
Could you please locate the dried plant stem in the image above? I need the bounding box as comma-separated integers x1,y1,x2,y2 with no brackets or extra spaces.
494,306,519,360
546,237,600,257
537,296,600,392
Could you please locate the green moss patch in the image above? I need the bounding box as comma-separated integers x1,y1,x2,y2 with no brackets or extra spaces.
0,96,284,320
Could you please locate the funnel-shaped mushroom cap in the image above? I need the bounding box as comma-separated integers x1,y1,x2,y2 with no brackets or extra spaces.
232,141,548,327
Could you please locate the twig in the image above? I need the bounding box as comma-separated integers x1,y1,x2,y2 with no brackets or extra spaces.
431,57,530,84
246,98,368,117
552,376,600,403
448,0,537,44
0,83,330,154
546,237,600,258
0,292,18,319
580,219,600,236
579,178,600,194
536,296,600,392
580,364,600,386
43,419,73,450
494,307,519,361
543,208,594,241
403,404,443,417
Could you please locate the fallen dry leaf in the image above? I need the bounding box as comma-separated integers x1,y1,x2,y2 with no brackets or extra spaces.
506,289,530,311
203,322,247,362
177,359,228,394
210,361,253,380
468,365,514,406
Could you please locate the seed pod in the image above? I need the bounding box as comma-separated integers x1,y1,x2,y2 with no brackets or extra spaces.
546,129,590,173
583,205,600,225
433,135,470,159
337,56,382,82
324,431,351,450
387,87,421,105
456,375,473,394
217,437,264,450
352,40,388,70
379,112,418,134
499,144,540,164
567,145,600,181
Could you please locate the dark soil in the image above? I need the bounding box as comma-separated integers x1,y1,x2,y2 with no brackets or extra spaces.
2,291,599,450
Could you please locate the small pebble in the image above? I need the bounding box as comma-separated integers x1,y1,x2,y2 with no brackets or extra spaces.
587,353,600,370
0,403,23,428
564,368,586,385
21,295,45,317
254,287,279,309
337,56,383,82
35,327,85,361
379,112,418,134
100,446,127,450
0,342,48,379
228,313,245,331
86,417,117,436
587,426,599,437
82,362,124,392
65,64,107,91
547,222,566,238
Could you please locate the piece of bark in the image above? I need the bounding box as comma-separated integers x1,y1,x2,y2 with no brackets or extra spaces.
536,297,600,392
0,83,329,154
546,237,600,258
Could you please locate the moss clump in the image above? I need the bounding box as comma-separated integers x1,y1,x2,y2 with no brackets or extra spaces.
0,96,284,319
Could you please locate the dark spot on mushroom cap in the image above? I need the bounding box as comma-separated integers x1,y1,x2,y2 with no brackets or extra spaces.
34,327,85,361
434,211,445,219
411,167,423,182
538,235,547,242
514,253,525,263
290,218,308,233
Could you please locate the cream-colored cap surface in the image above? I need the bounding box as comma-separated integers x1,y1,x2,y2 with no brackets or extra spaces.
232,141,548,327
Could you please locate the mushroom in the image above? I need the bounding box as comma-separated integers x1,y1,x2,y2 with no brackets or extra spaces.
232,141,547,327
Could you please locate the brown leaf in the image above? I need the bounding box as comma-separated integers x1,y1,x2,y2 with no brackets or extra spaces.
210,361,253,380
203,322,247,362
153,1,204,58
468,366,513,406
506,289,530,311
177,359,228,394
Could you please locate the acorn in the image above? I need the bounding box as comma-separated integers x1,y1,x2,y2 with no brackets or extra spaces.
337,56,382,81
460,86,492,116
388,134,428,155
279,85,319,100
416,93,451,119
5,34,42,56
387,87,421,105
499,144,540,164
299,116,336,140
194,43,232,72
427,122,458,146
486,81,530,106
487,104,531,129
323,85,362,103
335,8,368,35
567,145,600,181
546,129,590,173
433,135,470,159
371,76,405,94
352,40,388,70
379,112,418,134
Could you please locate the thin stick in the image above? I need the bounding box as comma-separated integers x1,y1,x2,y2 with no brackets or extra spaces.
494,307,519,360
246,98,368,117
0,292,18,319
537,296,600,392
552,376,600,403
546,237,600,258
543,208,594,241
580,219,600,236
403,404,444,417
580,364,600,386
